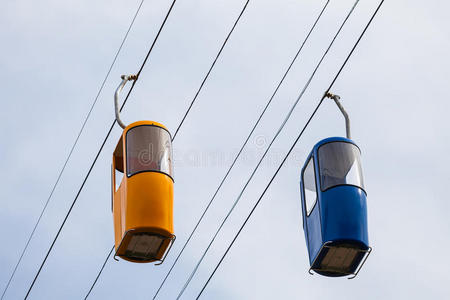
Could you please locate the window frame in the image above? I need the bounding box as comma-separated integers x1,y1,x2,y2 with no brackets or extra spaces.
302,155,318,217
125,124,174,181
317,141,366,194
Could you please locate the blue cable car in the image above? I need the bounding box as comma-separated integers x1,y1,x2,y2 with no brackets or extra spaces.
300,93,371,278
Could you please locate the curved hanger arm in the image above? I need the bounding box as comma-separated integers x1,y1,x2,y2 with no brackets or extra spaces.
326,92,351,139
115,75,137,129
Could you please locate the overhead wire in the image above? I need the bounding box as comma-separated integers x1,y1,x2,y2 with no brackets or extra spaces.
196,1,386,298
151,1,330,299
83,1,250,298
0,2,146,299
172,0,250,140
175,1,361,298
83,247,114,300
23,1,177,299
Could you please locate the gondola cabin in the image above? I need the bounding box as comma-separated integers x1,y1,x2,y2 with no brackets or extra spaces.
112,120,175,263
300,137,370,277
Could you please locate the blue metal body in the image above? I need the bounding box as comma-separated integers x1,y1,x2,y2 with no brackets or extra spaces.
300,137,369,277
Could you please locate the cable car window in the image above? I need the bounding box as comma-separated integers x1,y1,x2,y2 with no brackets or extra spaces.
113,138,124,191
302,157,317,216
126,126,173,178
115,169,124,191
318,142,364,191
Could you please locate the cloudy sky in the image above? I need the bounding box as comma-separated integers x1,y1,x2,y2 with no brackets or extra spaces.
1,0,449,299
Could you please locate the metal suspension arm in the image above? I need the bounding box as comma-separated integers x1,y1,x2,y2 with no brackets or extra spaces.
115,75,137,129
326,92,351,139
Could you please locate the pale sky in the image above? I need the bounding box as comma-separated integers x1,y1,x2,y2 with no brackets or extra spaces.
1,0,449,299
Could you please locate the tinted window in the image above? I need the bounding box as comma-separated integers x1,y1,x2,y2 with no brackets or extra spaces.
318,142,364,191
126,126,173,178
302,157,317,216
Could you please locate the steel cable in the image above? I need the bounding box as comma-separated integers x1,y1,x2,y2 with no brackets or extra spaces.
22,1,177,298
0,2,145,299
84,1,250,298
152,1,330,298
175,1,360,298
196,1,385,298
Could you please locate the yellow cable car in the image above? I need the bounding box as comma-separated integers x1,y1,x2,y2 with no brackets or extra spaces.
112,75,175,264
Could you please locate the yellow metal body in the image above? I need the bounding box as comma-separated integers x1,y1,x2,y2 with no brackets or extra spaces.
112,120,174,263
